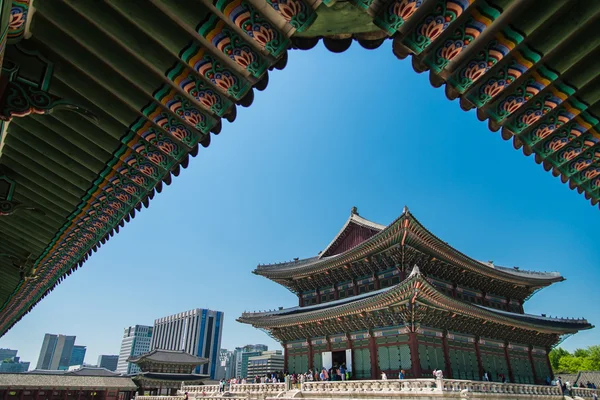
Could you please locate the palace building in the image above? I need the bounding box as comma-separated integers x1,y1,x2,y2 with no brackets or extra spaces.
238,207,592,384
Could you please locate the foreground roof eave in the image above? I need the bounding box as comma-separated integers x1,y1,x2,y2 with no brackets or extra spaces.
253,210,563,285
239,267,590,334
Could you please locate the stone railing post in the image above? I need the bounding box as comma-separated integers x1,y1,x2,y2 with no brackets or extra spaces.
435,377,444,393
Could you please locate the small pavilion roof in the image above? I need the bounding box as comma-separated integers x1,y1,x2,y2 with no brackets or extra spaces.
254,208,563,286
240,266,591,335
127,349,208,366
132,372,208,382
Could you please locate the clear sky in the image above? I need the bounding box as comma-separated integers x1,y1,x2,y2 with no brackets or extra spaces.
1,41,599,368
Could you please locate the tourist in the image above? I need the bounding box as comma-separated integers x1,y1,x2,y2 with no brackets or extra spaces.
483,371,489,381
183,392,188,400
219,379,225,392
338,364,345,381
399,370,405,380
381,372,387,380
593,392,598,400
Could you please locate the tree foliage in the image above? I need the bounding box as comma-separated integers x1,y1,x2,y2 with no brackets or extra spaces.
549,346,600,373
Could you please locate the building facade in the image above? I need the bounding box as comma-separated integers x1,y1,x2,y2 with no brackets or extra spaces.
247,351,284,379
239,207,592,383
98,355,119,371
36,334,77,370
0,349,18,362
117,325,154,375
151,309,223,379
70,345,87,367
0,356,30,373
233,345,268,379
216,349,235,380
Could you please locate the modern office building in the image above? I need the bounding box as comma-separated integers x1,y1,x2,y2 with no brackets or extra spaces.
36,334,76,370
98,355,119,372
117,325,154,375
233,344,268,379
70,345,87,367
0,349,18,362
152,308,224,379
0,356,30,373
247,351,284,379
216,349,236,380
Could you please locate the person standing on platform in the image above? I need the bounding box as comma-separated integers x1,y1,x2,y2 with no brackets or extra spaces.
381,372,388,380
399,370,405,380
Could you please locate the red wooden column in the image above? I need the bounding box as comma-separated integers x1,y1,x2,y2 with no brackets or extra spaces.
408,331,422,378
316,289,321,304
442,331,452,378
299,295,304,307
307,340,314,372
373,274,380,290
3,389,9,400
352,279,358,296
504,343,515,383
474,337,484,380
334,286,340,300
283,343,289,373
528,346,538,384
368,331,378,380
545,347,554,380
451,283,458,299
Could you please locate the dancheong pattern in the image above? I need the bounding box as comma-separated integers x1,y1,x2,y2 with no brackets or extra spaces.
1,0,600,338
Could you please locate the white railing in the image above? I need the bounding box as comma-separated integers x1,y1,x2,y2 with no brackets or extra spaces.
135,397,182,400
229,383,286,393
442,379,562,395
180,385,219,395
570,387,598,398
301,379,439,393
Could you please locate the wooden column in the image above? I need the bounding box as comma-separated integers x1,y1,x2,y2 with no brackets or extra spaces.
474,337,484,380
368,332,378,380
399,269,406,281
326,336,332,352
451,283,457,299
504,343,515,383
373,274,380,290
545,347,554,380
307,340,314,372
442,331,452,378
316,289,321,304
283,344,289,373
3,389,9,400
519,300,524,314
528,346,538,384
299,295,304,307
408,331,422,378
352,279,358,296
334,286,339,300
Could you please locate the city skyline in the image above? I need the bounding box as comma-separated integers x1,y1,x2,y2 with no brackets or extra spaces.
1,42,599,367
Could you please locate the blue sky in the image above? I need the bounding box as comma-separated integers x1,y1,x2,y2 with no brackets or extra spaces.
1,41,599,368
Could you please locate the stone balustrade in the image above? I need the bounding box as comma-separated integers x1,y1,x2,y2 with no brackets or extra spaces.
442,379,563,395
570,387,598,398
301,379,439,393
229,383,286,393
180,385,220,394
136,397,182,400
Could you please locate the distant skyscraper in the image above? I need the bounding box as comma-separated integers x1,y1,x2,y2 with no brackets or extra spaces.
0,348,18,362
247,350,284,380
152,308,224,379
70,345,86,366
233,344,268,378
0,356,30,373
117,325,153,375
216,349,235,380
36,334,76,370
97,355,119,371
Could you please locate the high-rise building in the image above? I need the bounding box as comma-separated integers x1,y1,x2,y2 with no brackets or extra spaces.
216,349,235,380
233,344,268,379
117,325,153,375
151,308,224,379
0,348,18,362
36,334,76,370
70,345,87,367
0,356,30,373
97,355,119,371
247,350,284,379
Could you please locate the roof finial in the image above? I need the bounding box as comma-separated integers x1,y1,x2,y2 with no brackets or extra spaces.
351,206,359,216
409,264,421,278
403,205,409,214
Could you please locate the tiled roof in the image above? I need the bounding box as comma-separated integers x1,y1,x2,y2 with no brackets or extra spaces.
0,373,137,389
128,350,208,365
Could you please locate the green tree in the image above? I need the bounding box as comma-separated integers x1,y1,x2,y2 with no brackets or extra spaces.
549,348,570,371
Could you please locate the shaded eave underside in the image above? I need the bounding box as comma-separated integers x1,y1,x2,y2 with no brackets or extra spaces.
2,0,599,337
254,211,563,285
238,271,592,334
